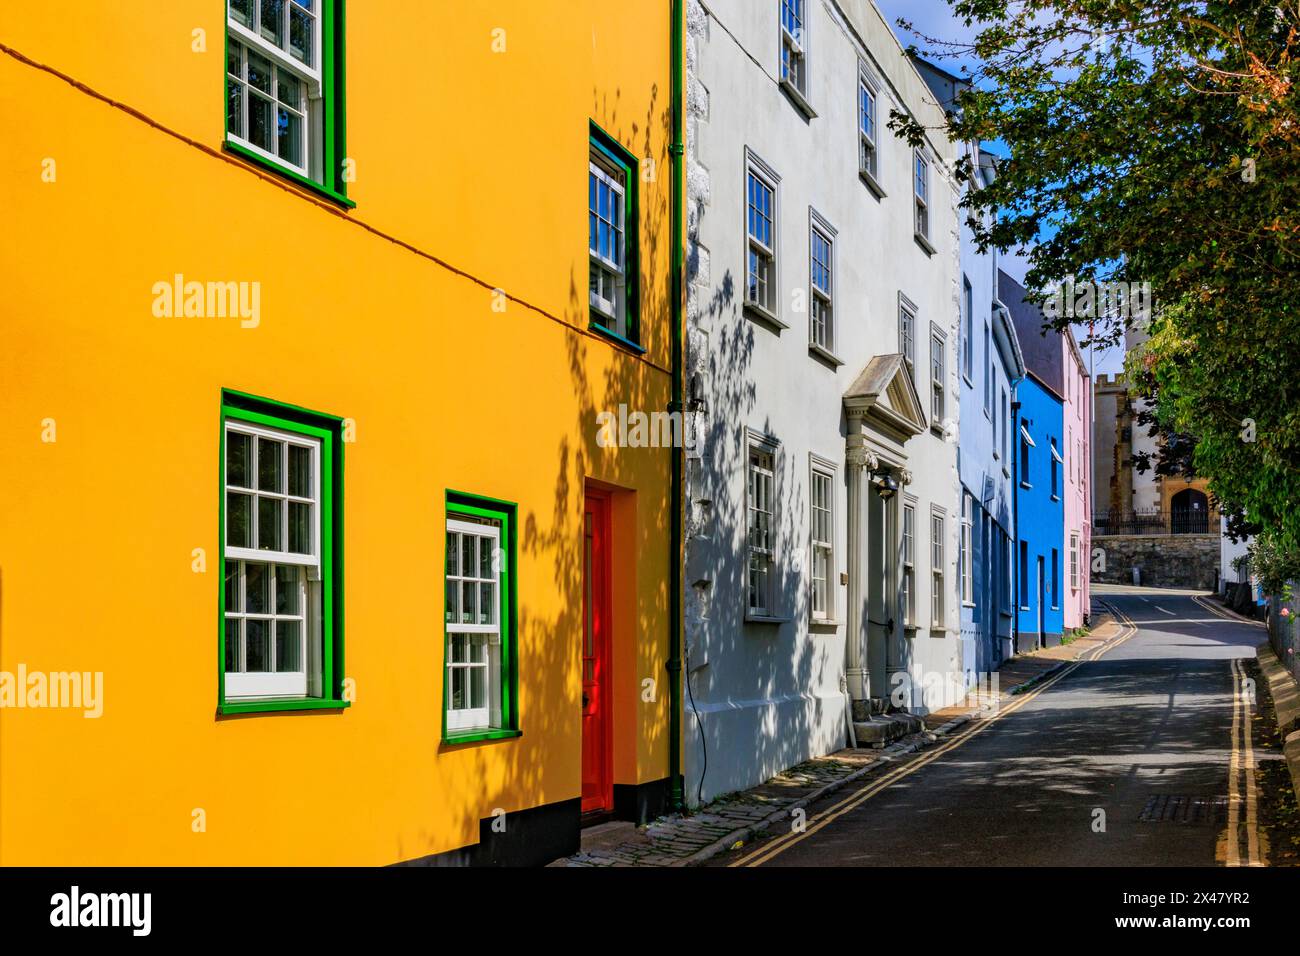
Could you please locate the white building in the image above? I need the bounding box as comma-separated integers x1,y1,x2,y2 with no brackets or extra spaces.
683,0,963,805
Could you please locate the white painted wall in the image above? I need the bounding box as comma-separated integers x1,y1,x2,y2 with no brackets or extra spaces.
683,0,962,805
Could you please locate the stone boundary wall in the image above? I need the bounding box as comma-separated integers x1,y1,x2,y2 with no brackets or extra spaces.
1091,534,1220,590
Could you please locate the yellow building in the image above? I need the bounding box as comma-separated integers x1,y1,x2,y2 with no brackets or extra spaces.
0,1,684,865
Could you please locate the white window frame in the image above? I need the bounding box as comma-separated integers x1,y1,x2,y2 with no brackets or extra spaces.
961,276,973,381
930,509,946,628
899,294,917,379
226,0,323,178
445,517,503,733
960,495,974,607
809,210,836,353
930,325,946,426
779,0,808,97
914,150,930,240
1070,532,1080,591
858,69,879,180
983,320,993,416
747,439,778,617
223,419,321,700
810,460,835,621
902,501,916,628
589,151,628,333
745,153,780,318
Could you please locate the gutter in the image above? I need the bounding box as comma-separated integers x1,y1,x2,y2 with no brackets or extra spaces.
1011,396,1022,658
666,0,686,812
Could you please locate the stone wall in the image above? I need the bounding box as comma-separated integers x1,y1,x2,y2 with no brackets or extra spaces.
1091,534,1220,590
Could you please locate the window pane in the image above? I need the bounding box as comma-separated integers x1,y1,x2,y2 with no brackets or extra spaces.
226,432,251,487
230,0,253,28
226,492,251,547
289,3,314,66
449,633,466,664
288,501,311,554
461,536,475,582
278,107,302,166
248,91,274,152
224,560,240,612
224,618,240,671
260,0,285,46
258,496,282,550
246,562,270,614
446,532,459,576
479,583,494,625
288,444,312,497
469,663,486,710
462,581,476,625
258,438,283,492
479,539,493,579
276,620,302,672
276,564,300,614
445,578,458,623
247,50,273,94
245,619,269,671
226,77,243,137
450,666,465,710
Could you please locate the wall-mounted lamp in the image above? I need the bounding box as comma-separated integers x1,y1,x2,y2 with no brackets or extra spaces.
875,474,899,501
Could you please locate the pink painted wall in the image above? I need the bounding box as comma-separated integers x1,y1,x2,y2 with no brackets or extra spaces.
1063,335,1092,629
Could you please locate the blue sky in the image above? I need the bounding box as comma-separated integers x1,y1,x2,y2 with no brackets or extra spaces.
874,0,1126,374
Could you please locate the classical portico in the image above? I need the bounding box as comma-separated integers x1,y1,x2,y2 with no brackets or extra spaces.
842,354,928,718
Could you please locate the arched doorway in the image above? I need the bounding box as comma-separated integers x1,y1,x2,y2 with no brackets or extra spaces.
1170,488,1209,534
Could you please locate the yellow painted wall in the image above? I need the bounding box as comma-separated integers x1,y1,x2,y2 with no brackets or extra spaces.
0,1,677,865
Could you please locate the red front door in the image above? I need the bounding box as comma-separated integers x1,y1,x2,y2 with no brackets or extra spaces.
581,492,612,815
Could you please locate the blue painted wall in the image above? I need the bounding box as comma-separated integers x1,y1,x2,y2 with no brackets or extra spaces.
1014,373,1066,649
955,194,1022,675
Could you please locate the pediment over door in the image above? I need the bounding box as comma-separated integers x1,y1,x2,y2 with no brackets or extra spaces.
842,353,928,445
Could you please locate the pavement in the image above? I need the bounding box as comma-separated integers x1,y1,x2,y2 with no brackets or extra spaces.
712,588,1268,867
552,594,1189,867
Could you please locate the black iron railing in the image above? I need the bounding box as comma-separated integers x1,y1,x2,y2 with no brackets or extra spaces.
1093,509,1212,536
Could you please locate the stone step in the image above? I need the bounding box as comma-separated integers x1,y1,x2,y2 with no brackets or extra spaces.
853,712,924,746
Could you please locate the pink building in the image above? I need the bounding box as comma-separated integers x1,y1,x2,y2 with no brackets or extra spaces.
1063,334,1092,628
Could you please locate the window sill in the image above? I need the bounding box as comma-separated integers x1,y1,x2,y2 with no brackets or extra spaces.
961,601,977,609
808,342,844,367
903,625,919,636
779,79,817,119
745,613,791,625
962,374,974,388
1020,482,1032,490
219,697,351,716
930,423,947,438
744,301,788,332
810,617,843,628
223,140,356,209
442,728,522,746
929,625,947,634
914,231,937,256
859,168,886,199
589,321,647,355
1051,494,1061,502
1000,610,1014,618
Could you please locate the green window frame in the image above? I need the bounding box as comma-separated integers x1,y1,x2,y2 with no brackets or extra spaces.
443,491,520,745
588,121,643,351
219,389,348,715
223,0,353,208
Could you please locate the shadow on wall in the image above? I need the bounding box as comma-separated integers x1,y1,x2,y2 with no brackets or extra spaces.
683,238,828,805
399,86,676,865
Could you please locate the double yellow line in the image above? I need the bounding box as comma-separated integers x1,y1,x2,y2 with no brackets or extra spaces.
1192,593,1266,629
729,610,1139,867
1227,656,1262,866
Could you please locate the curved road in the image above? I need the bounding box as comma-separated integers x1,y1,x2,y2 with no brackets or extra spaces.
723,587,1266,867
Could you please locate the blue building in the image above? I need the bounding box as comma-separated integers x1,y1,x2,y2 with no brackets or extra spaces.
914,60,1027,677
1001,270,1066,651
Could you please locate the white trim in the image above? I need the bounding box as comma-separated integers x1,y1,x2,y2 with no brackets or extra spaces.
1020,424,1037,448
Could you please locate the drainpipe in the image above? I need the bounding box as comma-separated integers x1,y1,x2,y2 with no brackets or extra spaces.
666,0,686,813
1011,398,1021,657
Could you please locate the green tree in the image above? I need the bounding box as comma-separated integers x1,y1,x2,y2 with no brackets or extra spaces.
893,0,1300,562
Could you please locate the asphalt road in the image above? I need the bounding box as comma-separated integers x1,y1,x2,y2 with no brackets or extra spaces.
727,587,1266,867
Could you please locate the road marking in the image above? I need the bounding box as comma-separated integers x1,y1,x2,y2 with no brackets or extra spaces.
729,611,1139,867
1228,657,1263,866
1154,605,1174,615
1192,593,1266,629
